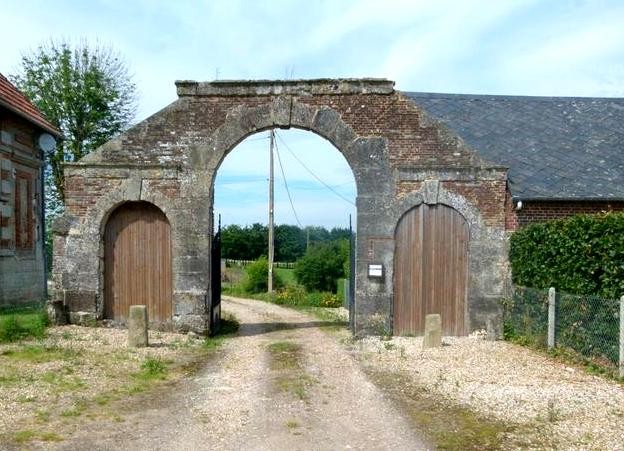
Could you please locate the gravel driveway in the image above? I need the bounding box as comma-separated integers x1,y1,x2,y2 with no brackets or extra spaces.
41,297,430,451
16,295,624,450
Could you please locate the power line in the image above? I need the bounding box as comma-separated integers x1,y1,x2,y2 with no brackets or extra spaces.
274,139,303,227
274,131,356,206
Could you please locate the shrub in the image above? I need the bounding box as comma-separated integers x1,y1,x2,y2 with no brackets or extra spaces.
244,256,284,293
294,240,348,293
274,285,306,305
0,308,48,343
510,211,624,298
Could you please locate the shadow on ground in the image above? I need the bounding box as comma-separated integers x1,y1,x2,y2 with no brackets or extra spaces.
237,320,347,337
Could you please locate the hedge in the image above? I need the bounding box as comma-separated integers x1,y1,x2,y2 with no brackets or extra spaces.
509,211,624,298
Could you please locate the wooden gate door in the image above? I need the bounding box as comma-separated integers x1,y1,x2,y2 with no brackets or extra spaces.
104,202,172,323
394,204,469,336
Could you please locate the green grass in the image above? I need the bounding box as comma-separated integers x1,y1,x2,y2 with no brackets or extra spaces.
0,304,48,343
364,369,538,450
133,357,168,381
12,429,63,443
267,340,317,400
1,344,81,363
275,267,296,286
203,313,240,349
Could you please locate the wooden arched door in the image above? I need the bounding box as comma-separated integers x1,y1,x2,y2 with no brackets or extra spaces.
394,204,469,336
104,202,172,323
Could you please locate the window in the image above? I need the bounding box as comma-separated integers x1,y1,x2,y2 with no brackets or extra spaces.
0,158,13,251
15,170,33,250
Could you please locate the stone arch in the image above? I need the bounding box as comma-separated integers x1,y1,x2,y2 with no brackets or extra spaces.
52,78,509,335
189,99,391,198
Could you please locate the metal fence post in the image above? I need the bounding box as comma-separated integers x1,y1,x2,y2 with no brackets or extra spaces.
620,296,624,378
548,287,556,349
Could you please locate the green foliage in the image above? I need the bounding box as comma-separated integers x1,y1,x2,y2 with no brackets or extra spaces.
510,212,624,298
136,357,167,380
244,256,284,293
11,39,137,201
0,306,48,343
221,223,268,261
221,223,351,262
294,240,348,293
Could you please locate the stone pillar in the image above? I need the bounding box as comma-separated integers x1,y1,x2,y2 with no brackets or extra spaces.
128,305,148,348
423,314,442,349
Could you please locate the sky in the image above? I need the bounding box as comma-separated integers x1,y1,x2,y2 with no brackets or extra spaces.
2,0,623,227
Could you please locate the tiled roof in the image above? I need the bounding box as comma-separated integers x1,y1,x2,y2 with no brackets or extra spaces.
0,72,60,136
404,92,624,201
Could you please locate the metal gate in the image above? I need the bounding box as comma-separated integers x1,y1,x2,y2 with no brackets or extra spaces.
210,216,222,333
349,215,356,332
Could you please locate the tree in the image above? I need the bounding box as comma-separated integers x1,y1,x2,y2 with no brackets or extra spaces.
275,224,306,262
11,40,137,202
244,256,284,293
294,240,349,293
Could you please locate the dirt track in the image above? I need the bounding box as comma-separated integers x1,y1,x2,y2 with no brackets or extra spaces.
43,297,429,451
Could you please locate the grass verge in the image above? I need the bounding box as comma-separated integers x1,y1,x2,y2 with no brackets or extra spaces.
363,368,541,450
0,303,48,343
0,313,240,447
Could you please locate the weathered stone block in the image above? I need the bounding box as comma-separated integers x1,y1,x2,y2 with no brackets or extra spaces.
128,305,149,348
65,291,97,312
423,314,442,349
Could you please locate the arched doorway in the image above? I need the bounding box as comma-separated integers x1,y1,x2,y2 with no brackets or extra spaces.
104,201,172,323
394,204,469,336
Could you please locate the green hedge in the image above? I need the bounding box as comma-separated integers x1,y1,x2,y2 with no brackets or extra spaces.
510,212,624,299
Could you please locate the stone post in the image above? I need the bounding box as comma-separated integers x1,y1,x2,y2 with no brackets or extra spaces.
128,305,148,348
422,314,442,349
547,287,556,350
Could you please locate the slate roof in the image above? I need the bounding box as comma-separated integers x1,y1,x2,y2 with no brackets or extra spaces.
0,72,60,136
403,92,624,201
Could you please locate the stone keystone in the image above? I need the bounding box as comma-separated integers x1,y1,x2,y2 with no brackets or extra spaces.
422,314,442,349
128,305,149,348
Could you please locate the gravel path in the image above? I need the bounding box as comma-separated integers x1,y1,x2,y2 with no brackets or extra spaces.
44,297,430,451
356,335,624,450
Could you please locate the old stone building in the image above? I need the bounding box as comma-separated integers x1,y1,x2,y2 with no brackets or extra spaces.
52,78,624,336
0,73,61,305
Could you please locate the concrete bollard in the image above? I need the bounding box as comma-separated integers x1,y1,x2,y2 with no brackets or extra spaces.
128,305,148,348
423,314,442,349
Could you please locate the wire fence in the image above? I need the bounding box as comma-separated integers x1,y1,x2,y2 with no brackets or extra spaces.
224,259,295,269
556,291,620,367
503,286,623,377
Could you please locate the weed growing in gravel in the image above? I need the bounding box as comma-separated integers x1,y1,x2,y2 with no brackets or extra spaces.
268,340,317,400
137,357,168,380
203,313,240,350
12,429,63,443
2,344,80,363
268,341,301,370
285,419,300,429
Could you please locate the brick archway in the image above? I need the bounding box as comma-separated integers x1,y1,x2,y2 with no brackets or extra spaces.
53,79,508,335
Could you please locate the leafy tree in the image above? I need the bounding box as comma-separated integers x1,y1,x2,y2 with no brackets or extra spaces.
275,224,306,262
244,256,284,293
11,39,137,202
294,240,349,293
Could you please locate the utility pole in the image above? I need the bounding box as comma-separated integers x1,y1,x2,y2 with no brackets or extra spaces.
268,130,275,293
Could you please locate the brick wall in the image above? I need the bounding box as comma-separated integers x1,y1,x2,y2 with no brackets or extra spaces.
506,199,624,230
